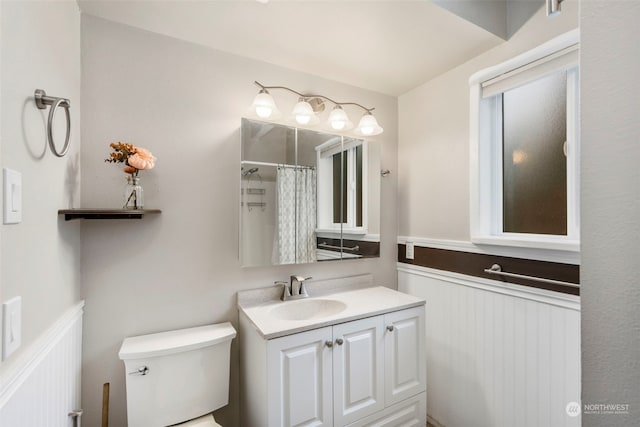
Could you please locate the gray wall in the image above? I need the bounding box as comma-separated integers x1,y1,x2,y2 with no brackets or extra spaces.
0,0,81,375
80,15,398,427
581,1,640,424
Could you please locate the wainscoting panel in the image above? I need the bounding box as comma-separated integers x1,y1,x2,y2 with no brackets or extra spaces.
0,302,84,427
398,265,580,427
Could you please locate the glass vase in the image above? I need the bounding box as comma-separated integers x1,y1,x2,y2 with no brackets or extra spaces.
123,176,144,209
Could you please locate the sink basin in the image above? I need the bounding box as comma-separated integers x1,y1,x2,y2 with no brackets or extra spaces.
270,298,348,321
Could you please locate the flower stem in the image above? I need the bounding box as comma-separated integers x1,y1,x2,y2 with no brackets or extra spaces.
123,189,136,209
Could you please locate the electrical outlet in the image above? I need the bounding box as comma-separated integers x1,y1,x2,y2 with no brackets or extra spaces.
406,242,415,260
2,296,22,360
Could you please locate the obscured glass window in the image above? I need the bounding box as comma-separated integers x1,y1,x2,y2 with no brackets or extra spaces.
502,72,568,235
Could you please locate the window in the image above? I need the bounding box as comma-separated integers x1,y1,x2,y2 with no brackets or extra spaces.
317,137,368,233
469,30,579,253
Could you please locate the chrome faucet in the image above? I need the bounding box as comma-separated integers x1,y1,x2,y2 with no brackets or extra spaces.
277,275,312,301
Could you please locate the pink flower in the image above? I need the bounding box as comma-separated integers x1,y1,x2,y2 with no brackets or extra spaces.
134,147,154,159
128,148,156,170
106,142,157,175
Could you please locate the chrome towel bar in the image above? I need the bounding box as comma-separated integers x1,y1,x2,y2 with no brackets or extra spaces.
319,242,360,252
34,89,71,157
484,263,580,288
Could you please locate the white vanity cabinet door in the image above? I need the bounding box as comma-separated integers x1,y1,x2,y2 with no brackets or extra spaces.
384,306,426,406
332,316,385,426
267,326,334,427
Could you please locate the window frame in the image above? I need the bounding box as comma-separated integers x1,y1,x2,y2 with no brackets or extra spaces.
469,29,580,254
316,138,368,235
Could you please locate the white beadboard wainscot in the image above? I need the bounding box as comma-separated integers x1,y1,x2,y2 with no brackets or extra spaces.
0,302,84,427
398,263,580,427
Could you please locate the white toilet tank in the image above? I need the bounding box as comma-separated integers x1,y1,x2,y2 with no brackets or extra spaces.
119,322,236,427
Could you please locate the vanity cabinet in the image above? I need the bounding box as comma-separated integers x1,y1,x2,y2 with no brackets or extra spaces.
240,306,426,427
266,326,334,426
333,316,385,426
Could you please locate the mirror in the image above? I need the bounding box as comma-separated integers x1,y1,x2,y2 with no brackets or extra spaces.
241,118,381,267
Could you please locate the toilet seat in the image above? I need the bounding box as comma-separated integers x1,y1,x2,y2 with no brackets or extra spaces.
174,414,222,427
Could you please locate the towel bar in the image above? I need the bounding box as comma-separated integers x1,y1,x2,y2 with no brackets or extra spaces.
318,242,360,252
484,263,580,288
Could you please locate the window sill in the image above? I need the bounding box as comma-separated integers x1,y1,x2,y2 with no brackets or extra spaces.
316,227,368,236
471,235,580,252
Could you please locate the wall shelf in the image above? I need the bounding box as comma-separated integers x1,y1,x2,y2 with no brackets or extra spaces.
58,208,161,221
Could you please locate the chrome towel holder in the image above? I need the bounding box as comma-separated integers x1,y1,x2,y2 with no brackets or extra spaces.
484,263,580,288
34,89,71,157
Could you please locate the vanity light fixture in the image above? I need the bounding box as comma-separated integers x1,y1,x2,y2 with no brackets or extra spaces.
249,81,384,136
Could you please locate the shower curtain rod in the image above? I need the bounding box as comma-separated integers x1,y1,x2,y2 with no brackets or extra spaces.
241,160,315,169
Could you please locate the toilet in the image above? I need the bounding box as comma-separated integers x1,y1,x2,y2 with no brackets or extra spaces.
118,322,236,427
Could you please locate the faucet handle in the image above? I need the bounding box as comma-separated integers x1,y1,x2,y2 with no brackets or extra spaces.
299,282,310,297
275,281,290,300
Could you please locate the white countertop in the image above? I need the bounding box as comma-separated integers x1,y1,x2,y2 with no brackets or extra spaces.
238,284,425,339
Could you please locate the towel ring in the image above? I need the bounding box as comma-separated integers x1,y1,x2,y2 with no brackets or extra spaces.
34,89,71,157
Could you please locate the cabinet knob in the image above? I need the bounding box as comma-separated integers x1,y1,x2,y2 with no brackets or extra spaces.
386,325,395,332
335,338,344,346
325,340,333,348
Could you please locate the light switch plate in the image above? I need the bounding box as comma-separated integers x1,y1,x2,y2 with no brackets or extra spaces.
406,242,415,260
3,168,22,224
2,296,22,360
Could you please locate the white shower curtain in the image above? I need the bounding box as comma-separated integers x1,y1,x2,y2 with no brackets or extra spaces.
274,166,317,264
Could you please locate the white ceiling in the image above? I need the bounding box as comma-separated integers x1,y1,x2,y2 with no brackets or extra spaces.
77,0,506,96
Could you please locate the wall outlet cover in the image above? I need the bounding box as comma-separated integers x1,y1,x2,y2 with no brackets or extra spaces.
2,296,22,360
406,242,415,260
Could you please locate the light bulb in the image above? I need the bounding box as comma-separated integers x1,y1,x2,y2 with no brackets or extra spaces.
296,115,311,125
328,106,352,131
256,106,272,118
291,100,317,125
251,90,277,119
361,125,374,135
355,112,383,136
332,120,346,130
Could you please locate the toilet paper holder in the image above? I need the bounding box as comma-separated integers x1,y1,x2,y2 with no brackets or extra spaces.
69,409,83,427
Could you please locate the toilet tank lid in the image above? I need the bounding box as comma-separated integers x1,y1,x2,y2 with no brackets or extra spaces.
119,322,236,360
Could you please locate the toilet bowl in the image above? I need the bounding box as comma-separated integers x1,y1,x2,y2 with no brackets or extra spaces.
119,322,236,427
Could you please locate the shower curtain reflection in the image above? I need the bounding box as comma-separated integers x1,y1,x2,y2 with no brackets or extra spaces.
274,166,317,264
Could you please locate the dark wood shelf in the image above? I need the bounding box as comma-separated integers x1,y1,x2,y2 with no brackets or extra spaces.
58,209,162,221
